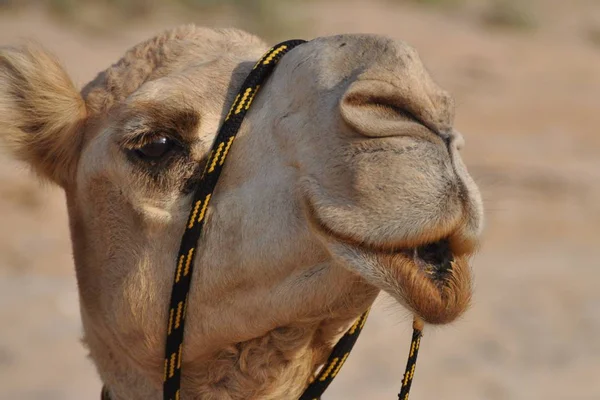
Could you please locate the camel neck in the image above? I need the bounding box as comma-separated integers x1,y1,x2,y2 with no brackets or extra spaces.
95,315,363,399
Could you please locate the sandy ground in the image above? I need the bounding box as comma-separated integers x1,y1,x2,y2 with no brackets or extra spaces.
1,1,599,399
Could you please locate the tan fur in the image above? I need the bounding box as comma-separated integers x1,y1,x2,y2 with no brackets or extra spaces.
0,26,483,399
0,44,86,186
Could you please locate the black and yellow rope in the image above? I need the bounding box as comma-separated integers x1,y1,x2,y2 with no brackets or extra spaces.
398,317,424,400
162,39,307,400
299,308,370,400
102,39,425,400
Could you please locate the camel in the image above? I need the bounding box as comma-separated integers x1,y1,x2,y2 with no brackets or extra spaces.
0,25,483,399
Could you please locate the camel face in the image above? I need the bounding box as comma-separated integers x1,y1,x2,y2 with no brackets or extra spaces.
1,26,482,398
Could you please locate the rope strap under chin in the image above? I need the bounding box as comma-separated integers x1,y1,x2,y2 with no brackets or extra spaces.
102,39,425,400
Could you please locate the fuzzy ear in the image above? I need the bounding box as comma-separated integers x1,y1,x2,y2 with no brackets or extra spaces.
0,44,86,186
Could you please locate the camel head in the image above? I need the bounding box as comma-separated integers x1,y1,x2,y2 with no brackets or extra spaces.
0,26,483,399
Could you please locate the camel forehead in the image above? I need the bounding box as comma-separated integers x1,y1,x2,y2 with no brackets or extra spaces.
82,26,267,115
84,29,437,102
83,28,445,110
82,27,454,146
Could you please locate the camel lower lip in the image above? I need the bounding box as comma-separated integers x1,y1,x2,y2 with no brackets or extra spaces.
351,238,456,286
304,201,472,324
358,246,472,324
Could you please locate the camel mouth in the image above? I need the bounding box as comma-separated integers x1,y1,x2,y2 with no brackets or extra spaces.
407,239,455,283
351,237,456,285
304,201,474,325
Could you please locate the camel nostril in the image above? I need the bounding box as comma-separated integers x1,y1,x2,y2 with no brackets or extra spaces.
340,79,442,139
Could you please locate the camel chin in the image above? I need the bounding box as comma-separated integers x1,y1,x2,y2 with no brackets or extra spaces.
306,203,475,325
332,238,473,325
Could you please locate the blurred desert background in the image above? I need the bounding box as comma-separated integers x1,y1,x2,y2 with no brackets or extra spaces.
1,0,599,399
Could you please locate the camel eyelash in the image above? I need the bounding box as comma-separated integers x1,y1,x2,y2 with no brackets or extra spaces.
119,130,184,150
117,104,200,150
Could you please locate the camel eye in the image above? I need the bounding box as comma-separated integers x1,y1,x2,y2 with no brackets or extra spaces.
134,137,175,160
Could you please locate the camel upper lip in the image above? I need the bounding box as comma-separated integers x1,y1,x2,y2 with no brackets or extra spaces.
303,198,466,281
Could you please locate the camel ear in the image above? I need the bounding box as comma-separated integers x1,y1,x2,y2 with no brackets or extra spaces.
0,44,86,186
